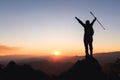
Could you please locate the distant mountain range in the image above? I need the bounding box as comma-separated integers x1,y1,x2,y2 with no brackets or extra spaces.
0,56,119,80
0,52,119,80
0,51,119,75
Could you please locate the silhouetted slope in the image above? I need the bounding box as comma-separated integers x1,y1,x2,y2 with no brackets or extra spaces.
0,61,49,80
57,56,106,80
105,58,120,80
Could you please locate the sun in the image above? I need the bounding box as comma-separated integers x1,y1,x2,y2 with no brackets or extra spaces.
54,51,60,56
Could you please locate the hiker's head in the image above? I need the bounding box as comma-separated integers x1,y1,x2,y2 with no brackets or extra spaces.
86,20,90,24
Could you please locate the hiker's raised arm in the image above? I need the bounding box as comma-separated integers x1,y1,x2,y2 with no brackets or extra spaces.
75,17,85,27
91,17,97,26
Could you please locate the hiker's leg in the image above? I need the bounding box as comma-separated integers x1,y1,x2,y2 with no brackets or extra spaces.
84,41,89,57
89,42,93,57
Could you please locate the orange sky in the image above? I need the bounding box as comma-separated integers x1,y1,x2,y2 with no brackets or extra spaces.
0,44,119,56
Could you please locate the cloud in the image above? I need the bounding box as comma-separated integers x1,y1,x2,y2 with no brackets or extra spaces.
0,45,21,54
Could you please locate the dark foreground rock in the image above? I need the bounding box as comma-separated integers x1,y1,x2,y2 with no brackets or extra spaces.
56,56,106,80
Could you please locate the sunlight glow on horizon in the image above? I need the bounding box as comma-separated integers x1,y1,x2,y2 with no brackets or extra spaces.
54,51,60,56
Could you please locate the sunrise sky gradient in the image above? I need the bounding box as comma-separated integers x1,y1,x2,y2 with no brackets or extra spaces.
0,0,120,56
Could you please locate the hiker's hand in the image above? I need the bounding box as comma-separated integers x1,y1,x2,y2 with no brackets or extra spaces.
75,17,78,19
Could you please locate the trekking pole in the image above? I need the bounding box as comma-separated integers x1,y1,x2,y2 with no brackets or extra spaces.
90,11,106,30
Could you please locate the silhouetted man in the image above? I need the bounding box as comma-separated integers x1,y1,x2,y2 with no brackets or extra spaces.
75,17,96,57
